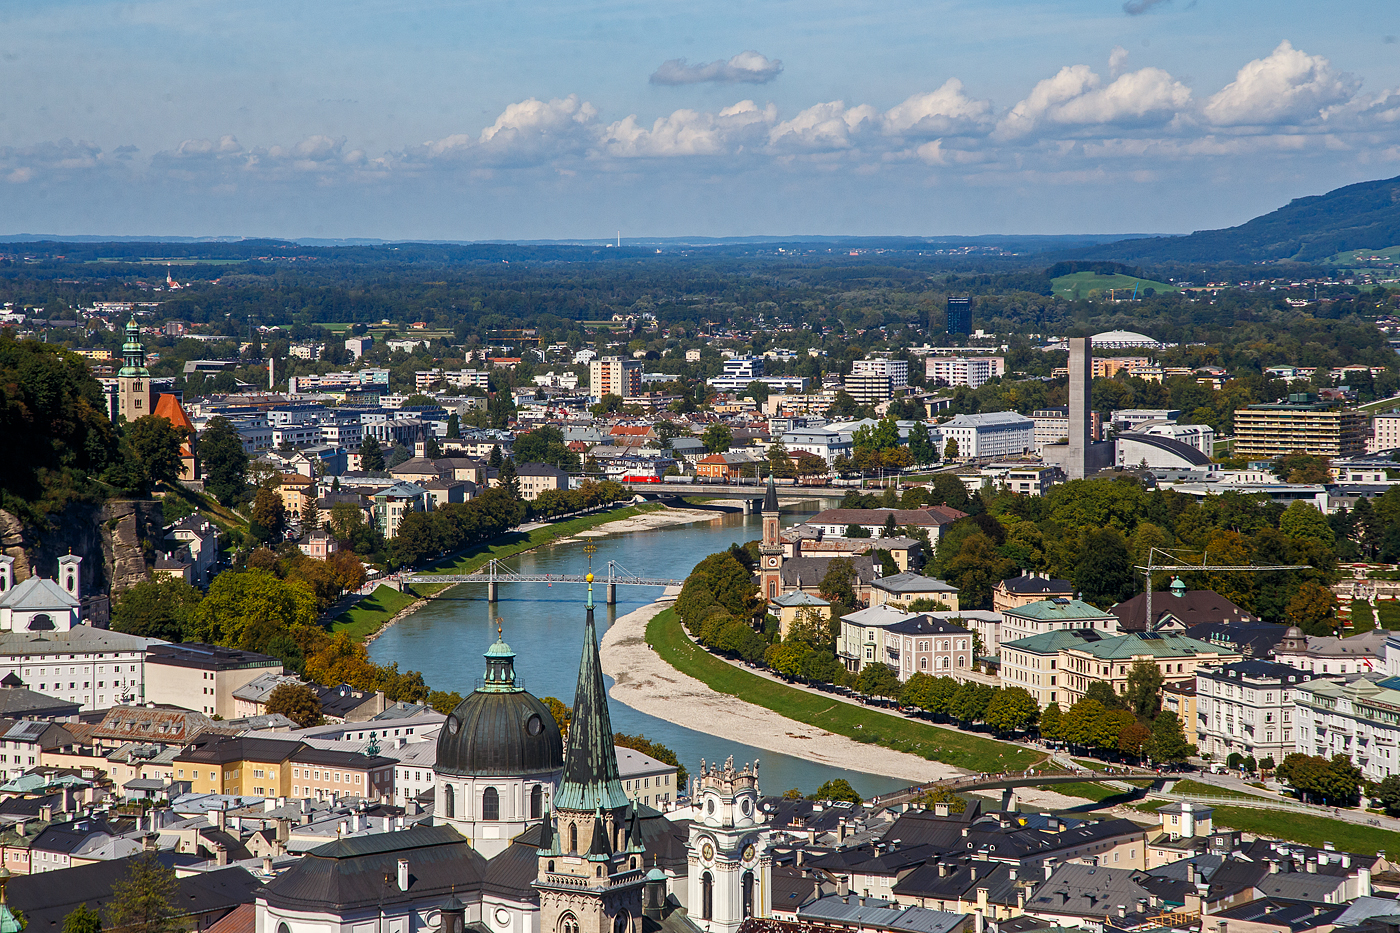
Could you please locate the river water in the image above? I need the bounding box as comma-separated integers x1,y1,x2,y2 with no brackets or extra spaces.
368,504,909,798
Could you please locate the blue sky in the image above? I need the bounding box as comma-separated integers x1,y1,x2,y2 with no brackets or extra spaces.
2,0,1398,240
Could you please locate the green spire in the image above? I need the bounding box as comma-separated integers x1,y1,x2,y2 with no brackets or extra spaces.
480,619,522,694
118,317,149,379
555,567,630,813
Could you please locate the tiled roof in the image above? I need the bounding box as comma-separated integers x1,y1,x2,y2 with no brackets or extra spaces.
1004,598,1113,622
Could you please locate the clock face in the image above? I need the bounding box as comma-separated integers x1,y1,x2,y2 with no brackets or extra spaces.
768,558,778,567
702,842,715,862
743,844,756,862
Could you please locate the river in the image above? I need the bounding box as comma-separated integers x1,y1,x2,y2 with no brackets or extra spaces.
368,503,910,798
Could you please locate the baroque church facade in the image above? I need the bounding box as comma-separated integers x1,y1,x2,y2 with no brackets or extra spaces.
257,573,772,933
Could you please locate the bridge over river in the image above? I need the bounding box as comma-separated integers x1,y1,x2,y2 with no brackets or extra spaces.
869,765,1162,810
404,558,683,603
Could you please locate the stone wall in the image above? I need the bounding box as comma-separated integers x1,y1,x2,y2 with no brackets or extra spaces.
0,499,161,609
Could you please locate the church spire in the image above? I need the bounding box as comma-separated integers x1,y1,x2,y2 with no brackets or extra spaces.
555,568,630,813
763,473,780,514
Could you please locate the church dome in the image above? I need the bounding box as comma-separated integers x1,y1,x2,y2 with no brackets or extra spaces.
1284,626,1305,639
435,635,564,777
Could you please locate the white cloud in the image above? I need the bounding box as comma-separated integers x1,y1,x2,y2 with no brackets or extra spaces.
0,138,108,183
1203,41,1358,126
168,135,243,159
474,95,599,164
601,101,776,157
650,51,783,86
881,79,994,137
998,64,1191,138
768,101,879,152
1109,46,1129,79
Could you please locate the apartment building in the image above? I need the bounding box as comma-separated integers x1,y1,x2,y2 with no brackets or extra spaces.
838,605,922,674
144,644,284,720
992,572,1074,614
1293,672,1400,783
1371,412,1400,453
999,629,1097,709
175,733,397,800
0,628,154,711
589,356,643,399
1231,394,1366,460
925,356,1004,389
883,616,974,681
1031,407,1103,451
1000,597,1120,645
1195,660,1308,765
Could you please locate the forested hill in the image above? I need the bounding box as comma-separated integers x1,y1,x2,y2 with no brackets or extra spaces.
1080,174,1400,264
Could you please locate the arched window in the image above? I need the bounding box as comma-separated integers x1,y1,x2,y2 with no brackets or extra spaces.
941,656,950,669
482,787,500,821
28,614,54,631
920,657,928,670
531,784,544,819
559,914,579,933
702,872,714,921
569,822,578,854
743,871,755,918
957,656,966,667
614,910,631,933
278,924,292,933
442,784,455,819
769,581,776,598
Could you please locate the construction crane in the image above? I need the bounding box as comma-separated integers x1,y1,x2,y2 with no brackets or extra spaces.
1134,547,1309,631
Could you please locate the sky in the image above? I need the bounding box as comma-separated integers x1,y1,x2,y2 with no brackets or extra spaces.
2,0,1399,241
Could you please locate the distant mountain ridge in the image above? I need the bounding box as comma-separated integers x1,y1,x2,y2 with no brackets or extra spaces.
1082,174,1400,264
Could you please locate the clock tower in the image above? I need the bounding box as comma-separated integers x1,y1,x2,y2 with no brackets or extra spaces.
758,476,783,601
687,757,772,933
116,317,151,424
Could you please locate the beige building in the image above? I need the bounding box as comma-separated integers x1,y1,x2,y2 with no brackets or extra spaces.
143,643,284,719
1232,394,1366,460
992,572,1074,613
513,463,570,501
1059,632,1241,708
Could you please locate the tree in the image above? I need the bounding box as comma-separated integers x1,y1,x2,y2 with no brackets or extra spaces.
702,423,733,454
1352,599,1376,634
1118,721,1152,759
497,459,521,500
251,487,287,542
63,903,101,933
881,513,899,538
1083,680,1125,709
303,497,322,532
110,578,203,642
187,568,318,653
1280,501,1334,545
1146,711,1192,763
200,416,249,505
945,534,1016,610
542,696,572,733
984,687,1039,735
856,663,902,699
1377,774,1400,816
914,786,967,813
358,435,386,472
944,437,960,460
107,851,181,933
1380,600,1400,631
266,682,324,727
1075,527,1135,606
125,415,187,487
446,411,460,439
845,524,872,538
908,422,936,465
818,558,858,608
1040,702,1064,742
1124,659,1165,719
811,778,862,803
1287,581,1338,636
615,732,688,790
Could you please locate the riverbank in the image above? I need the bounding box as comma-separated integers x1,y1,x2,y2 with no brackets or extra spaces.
334,502,720,642
600,602,951,785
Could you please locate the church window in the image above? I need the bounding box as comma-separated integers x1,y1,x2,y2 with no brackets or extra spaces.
559,915,579,933
743,871,755,918
570,822,578,854
531,784,544,819
614,910,631,933
702,872,714,920
483,787,500,821
443,784,455,819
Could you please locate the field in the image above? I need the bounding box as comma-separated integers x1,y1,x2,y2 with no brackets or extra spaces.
1329,245,1400,265
1051,271,1178,300
646,608,1042,774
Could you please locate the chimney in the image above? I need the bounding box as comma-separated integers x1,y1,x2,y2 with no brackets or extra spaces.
62,787,73,813
214,842,228,866
1306,858,1317,873
263,855,275,875
935,803,950,817
1138,899,1149,914
1359,866,1373,898
143,832,158,852
1044,862,1055,881
1118,907,1127,919
1268,861,1278,874
214,806,226,831
14,820,24,837
838,878,850,898
397,857,410,891
39,804,53,822
975,912,985,933
1008,867,1017,881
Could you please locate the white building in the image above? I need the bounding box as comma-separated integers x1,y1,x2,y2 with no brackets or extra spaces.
0,555,83,632
925,356,1004,389
0,626,154,710
1135,420,1215,456
837,605,921,673
938,411,1035,459
1372,413,1400,453
1274,627,1386,676
1292,672,1400,783
780,426,853,464
1195,659,1307,765
852,358,909,390
686,758,773,933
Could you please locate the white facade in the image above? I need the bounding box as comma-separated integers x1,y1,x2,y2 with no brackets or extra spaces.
1136,421,1215,455
435,769,557,860
780,427,853,464
925,356,1004,389
938,412,1034,459
1195,660,1306,765
852,358,909,389
0,556,83,633
1292,672,1400,783
0,626,153,710
1372,413,1400,453
686,758,772,933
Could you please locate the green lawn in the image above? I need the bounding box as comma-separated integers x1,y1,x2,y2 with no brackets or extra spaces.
331,585,420,639
1171,778,1270,800
329,502,669,639
1208,805,1400,856
1051,271,1178,300
646,608,1041,775
1329,245,1400,265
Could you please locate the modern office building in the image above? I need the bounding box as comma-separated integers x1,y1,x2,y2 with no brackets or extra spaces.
946,297,972,336
938,411,1035,459
925,356,1004,389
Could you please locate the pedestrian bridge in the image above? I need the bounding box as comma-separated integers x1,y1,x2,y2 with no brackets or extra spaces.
403,559,683,604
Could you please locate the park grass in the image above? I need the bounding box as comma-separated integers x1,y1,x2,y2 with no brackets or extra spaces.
1043,782,1122,802
1210,806,1400,856
646,607,1041,774
328,502,668,639
1051,271,1178,300
331,585,420,639
1171,778,1270,800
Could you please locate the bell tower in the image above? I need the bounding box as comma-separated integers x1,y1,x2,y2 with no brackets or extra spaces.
117,317,151,424
687,758,772,933
536,571,646,933
758,476,783,601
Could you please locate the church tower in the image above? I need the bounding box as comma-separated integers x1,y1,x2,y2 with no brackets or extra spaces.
536,573,646,933
117,317,151,424
758,476,783,601
687,758,772,933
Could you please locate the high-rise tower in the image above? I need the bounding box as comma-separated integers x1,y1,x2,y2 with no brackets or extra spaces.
117,317,151,424
1066,337,1092,480
758,476,783,601
536,573,646,933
